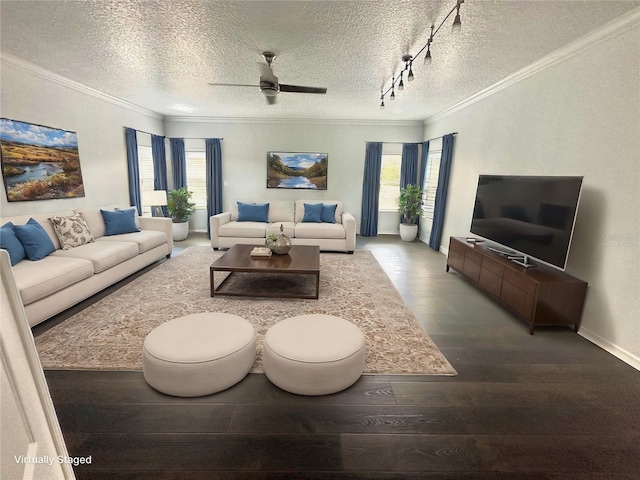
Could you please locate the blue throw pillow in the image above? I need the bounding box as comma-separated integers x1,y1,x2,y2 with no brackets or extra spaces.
237,202,269,222
100,208,140,235
13,218,56,261
302,203,323,223
1,222,27,265
321,204,337,223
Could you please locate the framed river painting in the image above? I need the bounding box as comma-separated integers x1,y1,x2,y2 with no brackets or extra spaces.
267,151,327,190
0,118,85,202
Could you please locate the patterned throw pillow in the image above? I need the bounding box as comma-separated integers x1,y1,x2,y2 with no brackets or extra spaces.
49,213,95,250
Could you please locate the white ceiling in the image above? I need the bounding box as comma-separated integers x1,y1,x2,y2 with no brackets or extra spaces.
1,0,638,121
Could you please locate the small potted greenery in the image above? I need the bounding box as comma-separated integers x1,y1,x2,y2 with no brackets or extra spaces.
398,183,424,242
167,187,196,241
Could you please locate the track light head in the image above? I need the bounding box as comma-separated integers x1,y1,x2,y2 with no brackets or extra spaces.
452,13,462,33
452,0,463,33
424,46,432,65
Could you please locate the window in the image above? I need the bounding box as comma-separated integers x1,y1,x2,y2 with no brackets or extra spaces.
185,150,207,208
379,154,401,211
422,150,442,220
137,144,154,215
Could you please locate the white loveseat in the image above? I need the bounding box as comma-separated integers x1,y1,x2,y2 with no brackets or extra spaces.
1,205,172,327
210,200,356,253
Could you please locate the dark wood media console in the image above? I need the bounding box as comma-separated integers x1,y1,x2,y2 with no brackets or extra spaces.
446,236,588,334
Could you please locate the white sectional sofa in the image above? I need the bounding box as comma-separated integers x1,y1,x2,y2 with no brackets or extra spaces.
1,205,172,327
210,200,356,253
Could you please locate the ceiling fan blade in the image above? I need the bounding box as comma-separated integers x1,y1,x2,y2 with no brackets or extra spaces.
265,95,278,105
208,82,259,88
279,84,327,94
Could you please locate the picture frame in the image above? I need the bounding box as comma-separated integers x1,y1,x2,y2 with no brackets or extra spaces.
0,118,85,202
267,151,327,190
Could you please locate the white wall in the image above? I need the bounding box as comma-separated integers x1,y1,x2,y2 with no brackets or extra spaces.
0,55,164,217
164,118,423,232
424,20,640,367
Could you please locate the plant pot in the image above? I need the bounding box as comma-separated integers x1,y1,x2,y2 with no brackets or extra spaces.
172,221,189,242
399,223,418,242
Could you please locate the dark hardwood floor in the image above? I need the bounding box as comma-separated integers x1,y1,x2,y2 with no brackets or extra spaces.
41,234,640,479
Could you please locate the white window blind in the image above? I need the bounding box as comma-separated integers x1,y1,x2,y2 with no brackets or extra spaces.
186,150,207,208
422,150,442,220
137,145,154,215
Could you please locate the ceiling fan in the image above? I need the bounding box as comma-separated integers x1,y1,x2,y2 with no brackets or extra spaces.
208,52,327,105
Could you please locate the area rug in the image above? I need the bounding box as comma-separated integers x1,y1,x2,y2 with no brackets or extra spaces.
35,247,457,375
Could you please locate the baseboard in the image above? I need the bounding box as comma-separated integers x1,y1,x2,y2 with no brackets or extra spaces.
578,326,640,371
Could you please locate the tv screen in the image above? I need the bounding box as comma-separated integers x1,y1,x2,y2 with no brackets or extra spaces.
470,175,583,269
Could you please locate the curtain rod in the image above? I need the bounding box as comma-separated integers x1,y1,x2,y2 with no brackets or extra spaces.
425,132,457,142
364,133,457,144
124,127,223,140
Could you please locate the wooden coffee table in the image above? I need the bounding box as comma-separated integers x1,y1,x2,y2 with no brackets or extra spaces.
210,244,320,299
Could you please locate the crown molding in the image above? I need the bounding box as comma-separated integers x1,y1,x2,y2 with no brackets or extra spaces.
426,6,640,125
0,52,163,120
165,115,423,128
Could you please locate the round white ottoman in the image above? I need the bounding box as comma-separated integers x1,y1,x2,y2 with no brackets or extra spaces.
142,312,256,397
263,314,365,396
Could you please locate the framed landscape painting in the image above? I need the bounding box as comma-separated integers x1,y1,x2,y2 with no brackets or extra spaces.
267,151,327,190
0,118,85,202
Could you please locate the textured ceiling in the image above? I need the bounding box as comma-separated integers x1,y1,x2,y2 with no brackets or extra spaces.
1,0,638,121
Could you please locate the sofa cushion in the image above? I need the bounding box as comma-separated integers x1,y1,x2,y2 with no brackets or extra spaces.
51,240,139,273
49,213,95,250
96,229,167,254
321,204,338,223
295,200,343,224
237,202,269,222
266,222,296,238
268,201,295,223
13,218,57,261
219,221,267,238
302,203,323,223
74,205,115,238
12,255,94,305
101,208,140,235
1,222,26,265
295,222,346,239
74,205,139,239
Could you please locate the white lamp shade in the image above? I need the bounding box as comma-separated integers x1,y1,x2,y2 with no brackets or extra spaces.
142,190,168,207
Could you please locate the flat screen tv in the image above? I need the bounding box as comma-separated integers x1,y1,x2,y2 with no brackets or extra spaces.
470,175,583,270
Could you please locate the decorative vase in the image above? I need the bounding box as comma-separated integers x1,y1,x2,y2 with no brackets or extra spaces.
267,224,292,254
399,223,418,242
172,221,189,241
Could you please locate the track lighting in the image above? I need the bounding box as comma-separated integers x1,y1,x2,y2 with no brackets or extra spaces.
377,0,464,106
452,0,463,33
424,25,434,65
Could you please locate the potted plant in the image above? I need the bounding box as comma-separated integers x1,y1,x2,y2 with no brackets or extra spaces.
167,187,196,241
398,183,424,242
